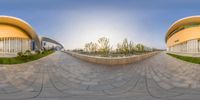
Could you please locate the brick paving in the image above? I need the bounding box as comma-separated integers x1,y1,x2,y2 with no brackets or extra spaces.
0,51,199,100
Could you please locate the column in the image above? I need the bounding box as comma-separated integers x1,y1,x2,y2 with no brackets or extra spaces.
10,38,12,53
14,38,15,52
5,38,6,53
199,40,200,53
20,38,22,52
2,38,4,53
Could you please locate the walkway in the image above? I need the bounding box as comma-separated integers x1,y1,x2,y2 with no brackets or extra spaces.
0,51,199,100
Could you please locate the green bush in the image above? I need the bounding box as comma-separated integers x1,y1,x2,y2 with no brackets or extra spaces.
17,52,23,57
35,50,41,54
42,51,45,54
24,50,32,56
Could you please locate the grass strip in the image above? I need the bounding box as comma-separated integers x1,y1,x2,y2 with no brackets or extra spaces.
167,53,200,64
0,50,54,64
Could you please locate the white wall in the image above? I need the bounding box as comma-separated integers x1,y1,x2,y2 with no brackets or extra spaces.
169,39,199,53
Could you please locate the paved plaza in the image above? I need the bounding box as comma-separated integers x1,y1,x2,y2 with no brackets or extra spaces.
0,51,199,100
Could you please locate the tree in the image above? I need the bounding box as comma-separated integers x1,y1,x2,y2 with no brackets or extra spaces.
122,38,129,55
90,42,98,53
98,37,111,56
88,42,93,52
84,42,98,53
116,43,123,54
116,38,136,55
129,41,136,54
136,44,144,51
84,43,90,52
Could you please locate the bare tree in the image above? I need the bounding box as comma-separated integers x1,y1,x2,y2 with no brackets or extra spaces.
98,37,111,56
136,44,144,51
122,38,129,55
84,42,98,53
91,43,98,53
84,37,149,56
84,43,90,52
116,43,123,54
129,41,136,54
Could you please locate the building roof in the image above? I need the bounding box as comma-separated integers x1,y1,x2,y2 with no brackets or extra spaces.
165,16,200,42
40,36,64,48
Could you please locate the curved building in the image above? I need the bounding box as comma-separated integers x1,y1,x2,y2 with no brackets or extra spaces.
0,16,41,55
166,16,200,53
40,37,64,50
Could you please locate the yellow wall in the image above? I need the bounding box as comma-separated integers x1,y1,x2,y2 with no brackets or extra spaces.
0,24,30,39
167,26,200,47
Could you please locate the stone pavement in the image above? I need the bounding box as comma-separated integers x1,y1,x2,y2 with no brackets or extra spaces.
0,51,199,100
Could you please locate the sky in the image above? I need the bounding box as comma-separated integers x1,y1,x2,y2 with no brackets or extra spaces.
0,0,200,49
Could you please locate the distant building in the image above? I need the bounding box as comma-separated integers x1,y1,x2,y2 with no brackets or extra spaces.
40,37,64,51
166,16,200,53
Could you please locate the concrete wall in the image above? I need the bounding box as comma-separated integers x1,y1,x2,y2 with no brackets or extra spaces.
65,51,159,65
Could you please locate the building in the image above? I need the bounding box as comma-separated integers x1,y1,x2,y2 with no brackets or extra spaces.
0,16,41,56
40,37,64,51
166,16,200,53
0,15,63,57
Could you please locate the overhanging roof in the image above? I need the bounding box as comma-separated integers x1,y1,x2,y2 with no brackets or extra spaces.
165,16,200,43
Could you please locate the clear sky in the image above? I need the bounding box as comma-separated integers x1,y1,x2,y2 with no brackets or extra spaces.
1,0,200,49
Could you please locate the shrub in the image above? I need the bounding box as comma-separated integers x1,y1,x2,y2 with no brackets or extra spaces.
41,51,45,54
24,50,32,56
17,52,23,57
35,50,41,54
